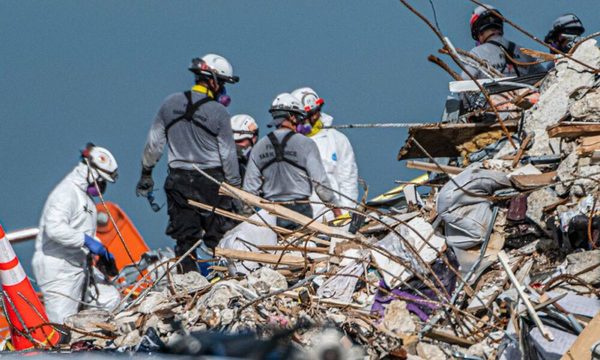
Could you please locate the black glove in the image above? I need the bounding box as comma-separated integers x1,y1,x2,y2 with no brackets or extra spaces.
232,198,253,216
136,165,154,197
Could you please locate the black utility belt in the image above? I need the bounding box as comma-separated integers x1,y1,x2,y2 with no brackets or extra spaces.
168,166,223,175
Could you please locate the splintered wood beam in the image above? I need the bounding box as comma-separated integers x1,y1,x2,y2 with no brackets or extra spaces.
406,160,463,175
187,199,330,246
398,120,518,160
547,122,600,138
561,312,600,360
214,248,313,267
218,183,354,239
510,171,557,190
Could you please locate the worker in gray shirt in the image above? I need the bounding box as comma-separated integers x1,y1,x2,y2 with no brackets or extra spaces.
243,93,341,229
462,4,546,80
136,54,241,273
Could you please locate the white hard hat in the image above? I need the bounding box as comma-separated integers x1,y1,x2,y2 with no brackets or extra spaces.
270,93,305,115
268,93,306,127
291,87,325,113
231,114,258,141
188,53,239,84
83,144,118,183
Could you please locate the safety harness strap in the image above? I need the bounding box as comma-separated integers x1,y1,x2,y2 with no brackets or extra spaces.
488,40,521,77
165,91,217,137
259,131,308,173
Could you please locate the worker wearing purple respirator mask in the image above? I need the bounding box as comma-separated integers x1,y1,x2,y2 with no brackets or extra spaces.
217,86,231,107
31,143,120,323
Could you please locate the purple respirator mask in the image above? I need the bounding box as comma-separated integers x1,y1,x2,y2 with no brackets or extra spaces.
217,86,231,107
86,180,106,197
296,122,313,135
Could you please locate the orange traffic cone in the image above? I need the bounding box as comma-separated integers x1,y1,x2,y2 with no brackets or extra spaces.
0,225,60,350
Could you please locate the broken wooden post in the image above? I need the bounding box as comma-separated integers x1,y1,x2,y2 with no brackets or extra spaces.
498,250,554,341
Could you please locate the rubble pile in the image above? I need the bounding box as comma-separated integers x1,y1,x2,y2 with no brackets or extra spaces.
61,40,600,359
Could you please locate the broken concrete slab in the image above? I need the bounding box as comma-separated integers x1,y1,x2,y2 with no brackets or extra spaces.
524,40,600,156
172,272,210,294
247,267,288,295
416,342,447,360
383,300,417,335
566,249,600,285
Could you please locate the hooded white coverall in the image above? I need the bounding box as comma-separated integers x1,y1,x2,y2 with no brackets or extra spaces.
32,163,119,323
309,113,359,220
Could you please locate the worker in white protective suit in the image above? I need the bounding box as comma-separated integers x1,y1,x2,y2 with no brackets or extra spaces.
32,144,121,323
291,87,358,221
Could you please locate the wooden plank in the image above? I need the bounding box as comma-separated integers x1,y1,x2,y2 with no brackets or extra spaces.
424,329,476,347
561,312,600,360
578,135,600,155
406,160,462,175
256,245,329,254
498,251,554,341
510,171,557,190
214,248,310,267
547,123,600,138
218,183,354,239
397,120,518,160
187,199,330,246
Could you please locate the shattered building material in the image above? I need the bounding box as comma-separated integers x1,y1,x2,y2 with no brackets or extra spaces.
8,20,600,360
397,120,518,160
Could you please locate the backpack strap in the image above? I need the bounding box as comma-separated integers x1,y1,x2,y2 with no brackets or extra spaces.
165,91,217,137
259,131,308,174
488,40,521,77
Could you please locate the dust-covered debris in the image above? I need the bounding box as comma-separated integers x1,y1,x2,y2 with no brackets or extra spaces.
37,23,600,360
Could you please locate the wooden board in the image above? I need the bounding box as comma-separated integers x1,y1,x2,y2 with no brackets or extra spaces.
547,122,600,138
510,171,557,190
561,311,600,360
214,248,310,267
405,160,462,175
578,135,600,155
397,120,518,160
187,199,330,246
218,183,354,239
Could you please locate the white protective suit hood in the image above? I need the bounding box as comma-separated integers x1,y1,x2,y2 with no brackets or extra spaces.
320,112,334,127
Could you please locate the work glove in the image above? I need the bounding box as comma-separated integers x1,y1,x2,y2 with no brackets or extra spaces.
232,198,253,216
136,165,154,198
84,234,114,262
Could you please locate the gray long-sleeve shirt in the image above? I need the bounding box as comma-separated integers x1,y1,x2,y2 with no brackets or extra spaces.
142,90,241,186
461,35,546,80
243,128,336,203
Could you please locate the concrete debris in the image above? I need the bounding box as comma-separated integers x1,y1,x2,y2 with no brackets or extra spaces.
171,271,210,294
38,38,600,360
416,342,447,360
247,266,288,294
525,40,600,156
570,89,600,121
382,300,417,335
566,249,600,285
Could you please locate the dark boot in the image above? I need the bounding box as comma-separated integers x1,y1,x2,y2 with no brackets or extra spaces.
175,239,200,274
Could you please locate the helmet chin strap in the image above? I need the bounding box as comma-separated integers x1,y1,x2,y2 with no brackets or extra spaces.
85,156,143,275
83,157,103,197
